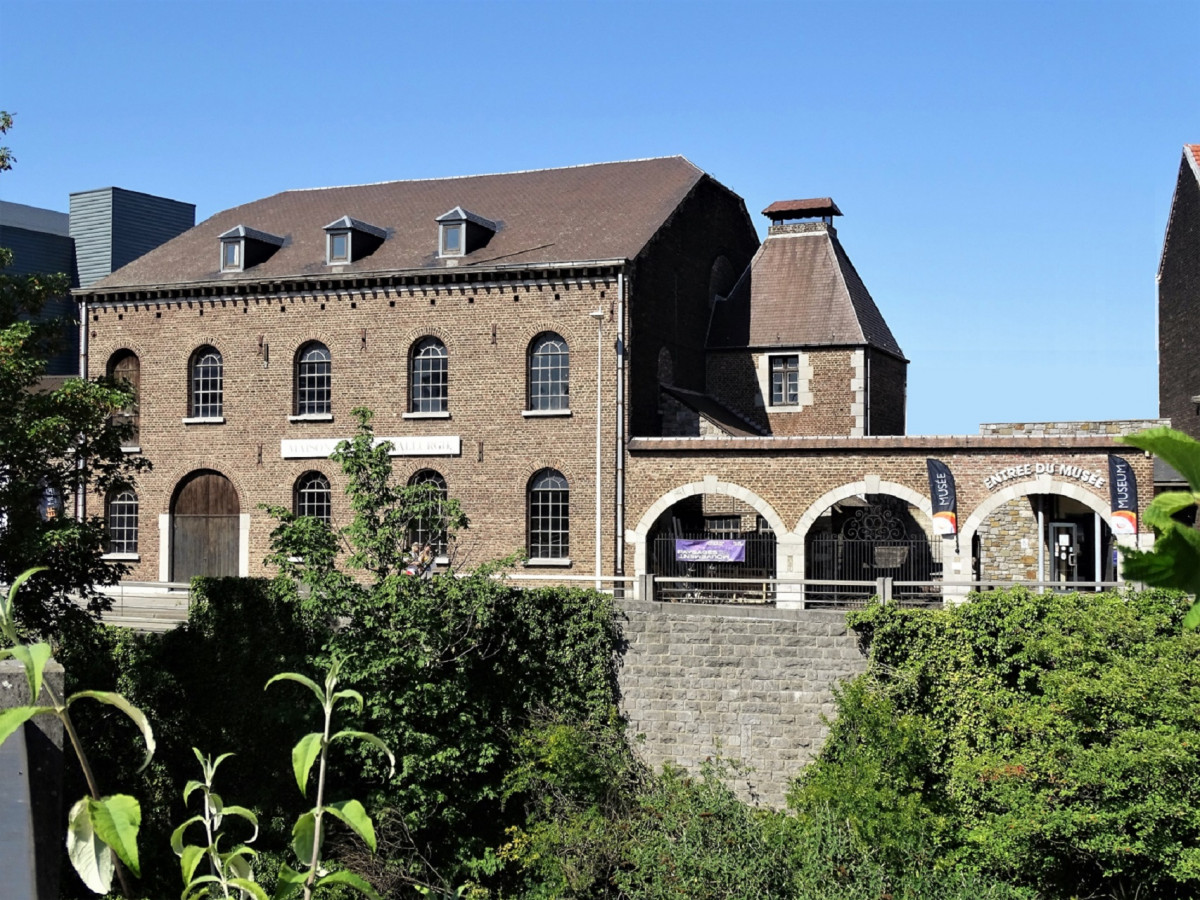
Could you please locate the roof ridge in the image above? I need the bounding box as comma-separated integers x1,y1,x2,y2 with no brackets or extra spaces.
279,156,699,196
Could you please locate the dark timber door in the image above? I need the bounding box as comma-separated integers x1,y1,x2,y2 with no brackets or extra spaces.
171,471,239,581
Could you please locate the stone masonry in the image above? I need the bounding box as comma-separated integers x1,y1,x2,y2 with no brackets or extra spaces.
616,599,866,807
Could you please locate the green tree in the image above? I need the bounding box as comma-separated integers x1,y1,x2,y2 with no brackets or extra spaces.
0,110,148,635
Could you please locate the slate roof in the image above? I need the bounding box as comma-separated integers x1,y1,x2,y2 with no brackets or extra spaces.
707,223,905,358
761,198,842,219
1159,145,1200,279
661,385,766,437
85,157,706,291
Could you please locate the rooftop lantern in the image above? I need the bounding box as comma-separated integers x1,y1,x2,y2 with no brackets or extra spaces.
761,198,843,229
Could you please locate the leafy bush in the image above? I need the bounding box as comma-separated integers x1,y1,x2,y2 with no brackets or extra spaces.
792,587,1200,898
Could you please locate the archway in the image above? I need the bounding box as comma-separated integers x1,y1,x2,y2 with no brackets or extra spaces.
170,470,240,581
795,478,939,606
962,479,1116,587
629,479,786,601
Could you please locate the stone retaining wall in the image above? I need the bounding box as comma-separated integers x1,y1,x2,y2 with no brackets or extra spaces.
615,599,866,807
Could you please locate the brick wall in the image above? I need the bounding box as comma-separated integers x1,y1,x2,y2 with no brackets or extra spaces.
1160,158,1200,441
88,272,622,580
866,350,906,436
617,599,866,807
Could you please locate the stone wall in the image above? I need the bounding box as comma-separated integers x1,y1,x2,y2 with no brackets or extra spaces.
978,419,1165,437
616,599,866,807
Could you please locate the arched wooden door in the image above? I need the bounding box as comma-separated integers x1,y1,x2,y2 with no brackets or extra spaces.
171,470,239,581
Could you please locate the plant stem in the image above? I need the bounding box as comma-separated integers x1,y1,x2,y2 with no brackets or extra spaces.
304,697,334,900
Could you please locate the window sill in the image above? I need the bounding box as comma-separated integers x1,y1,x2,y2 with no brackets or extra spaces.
289,414,334,423
120,446,141,454
522,409,572,418
525,557,572,568
103,553,140,562
182,416,225,425
402,411,451,420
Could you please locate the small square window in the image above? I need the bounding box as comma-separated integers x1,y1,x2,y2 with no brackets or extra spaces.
222,240,241,270
441,224,462,255
329,232,349,262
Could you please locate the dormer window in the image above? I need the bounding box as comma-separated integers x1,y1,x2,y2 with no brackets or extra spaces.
323,216,386,266
219,225,285,273
436,206,497,259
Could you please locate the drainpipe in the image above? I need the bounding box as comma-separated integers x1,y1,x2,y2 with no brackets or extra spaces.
615,270,626,586
864,348,871,435
75,296,88,521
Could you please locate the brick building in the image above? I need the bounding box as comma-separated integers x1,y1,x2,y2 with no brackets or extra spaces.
75,158,1154,598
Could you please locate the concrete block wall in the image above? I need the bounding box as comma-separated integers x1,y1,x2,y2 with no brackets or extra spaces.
616,599,866,807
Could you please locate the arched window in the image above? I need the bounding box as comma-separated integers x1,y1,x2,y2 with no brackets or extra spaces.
106,488,138,554
411,337,448,413
528,469,569,560
190,346,223,418
107,350,140,445
528,333,569,411
407,469,448,555
295,342,331,416
294,472,331,523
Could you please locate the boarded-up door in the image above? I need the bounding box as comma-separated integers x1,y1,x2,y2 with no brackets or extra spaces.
171,471,239,581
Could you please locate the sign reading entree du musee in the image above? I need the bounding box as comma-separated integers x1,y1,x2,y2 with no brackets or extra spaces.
983,461,1105,491
281,436,461,459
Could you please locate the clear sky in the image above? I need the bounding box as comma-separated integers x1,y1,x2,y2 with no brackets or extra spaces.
2,0,1196,435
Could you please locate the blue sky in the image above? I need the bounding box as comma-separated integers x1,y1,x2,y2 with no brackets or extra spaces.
2,0,1196,435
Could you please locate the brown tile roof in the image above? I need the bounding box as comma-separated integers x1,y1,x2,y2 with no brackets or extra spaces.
85,157,706,291
761,198,842,219
707,224,904,357
1188,144,1200,181
660,385,766,437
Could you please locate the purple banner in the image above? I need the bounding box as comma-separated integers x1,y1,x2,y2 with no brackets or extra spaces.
674,538,746,563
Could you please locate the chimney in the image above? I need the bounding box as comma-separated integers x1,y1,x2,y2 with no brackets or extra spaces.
761,198,842,236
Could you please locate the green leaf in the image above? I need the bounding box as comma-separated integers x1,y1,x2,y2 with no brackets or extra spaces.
266,671,325,706
329,730,395,776
179,843,205,887
1184,601,1200,631
0,704,54,750
87,794,142,876
182,779,205,804
1122,426,1200,487
332,688,364,713
1143,490,1199,530
315,869,382,900
272,863,307,900
324,799,376,852
67,797,115,894
291,810,320,867
228,877,270,900
7,642,52,704
221,805,260,843
68,690,156,771
171,814,205,856
0,567,46,640
291,732,323,796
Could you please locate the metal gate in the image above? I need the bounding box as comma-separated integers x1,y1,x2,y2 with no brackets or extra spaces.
805,536,941,605
650,531,776,602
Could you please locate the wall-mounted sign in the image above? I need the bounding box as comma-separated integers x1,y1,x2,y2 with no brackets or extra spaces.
983,461,1106,491
281,436,461,459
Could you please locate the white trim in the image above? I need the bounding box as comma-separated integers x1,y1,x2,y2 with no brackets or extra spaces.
522,409,572,418
182,416,226,425
402,411,451,420
239,513,250,576
102,552,140,562
288,414,334,423
525,557,572,567
120,446,142,454
158,513,170,582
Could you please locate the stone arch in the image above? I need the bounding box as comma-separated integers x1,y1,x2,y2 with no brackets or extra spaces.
793,477,934,538
627,478,787,580
960,477,1110,547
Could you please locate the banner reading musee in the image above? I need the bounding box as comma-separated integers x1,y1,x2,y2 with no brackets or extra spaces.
674,539,746,563
1108,454,1138,535
926,458,958,536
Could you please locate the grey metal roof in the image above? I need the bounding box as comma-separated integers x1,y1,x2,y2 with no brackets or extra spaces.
435,206,498,231
218,224,285,246
323,216,388,239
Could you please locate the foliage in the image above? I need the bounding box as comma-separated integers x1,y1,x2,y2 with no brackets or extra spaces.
0,109,149,636
792,587,1200,898
266,658,395,900
1119,426,1200,627
0,569,155,896
171,749,264,900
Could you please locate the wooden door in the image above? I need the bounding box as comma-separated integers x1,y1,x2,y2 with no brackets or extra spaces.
171,471,239,581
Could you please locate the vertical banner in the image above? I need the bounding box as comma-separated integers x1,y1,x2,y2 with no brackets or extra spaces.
1108,455,1138,535
926,458,957,536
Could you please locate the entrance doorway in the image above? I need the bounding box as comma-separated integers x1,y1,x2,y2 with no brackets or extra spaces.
171,470,240,581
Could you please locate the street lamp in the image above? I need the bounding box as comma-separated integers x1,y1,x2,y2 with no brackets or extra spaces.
589,307,604,590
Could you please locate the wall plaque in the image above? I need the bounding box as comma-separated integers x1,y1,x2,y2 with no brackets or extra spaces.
281,436,461,459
